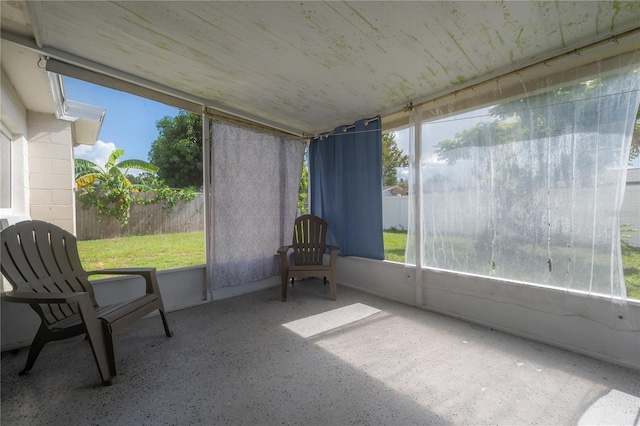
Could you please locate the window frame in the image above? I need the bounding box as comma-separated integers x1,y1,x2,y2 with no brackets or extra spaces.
0,123,13,215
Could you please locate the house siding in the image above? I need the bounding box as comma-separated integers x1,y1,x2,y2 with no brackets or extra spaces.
0,69,29,219
0,68,27,136
27,111,75,233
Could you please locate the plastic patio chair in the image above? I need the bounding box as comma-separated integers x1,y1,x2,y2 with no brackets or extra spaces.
0,220,173,385
278,214,339,301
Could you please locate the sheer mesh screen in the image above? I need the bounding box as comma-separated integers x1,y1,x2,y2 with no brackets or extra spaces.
406,63,640,299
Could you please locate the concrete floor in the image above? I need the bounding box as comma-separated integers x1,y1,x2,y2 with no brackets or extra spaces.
2,280,640,426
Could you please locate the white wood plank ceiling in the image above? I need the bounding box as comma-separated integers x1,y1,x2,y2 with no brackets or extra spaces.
2,1,640,136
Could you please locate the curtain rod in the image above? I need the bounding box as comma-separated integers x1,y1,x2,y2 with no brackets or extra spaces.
204,108,308,141
315,116,380,140
382,26,640,129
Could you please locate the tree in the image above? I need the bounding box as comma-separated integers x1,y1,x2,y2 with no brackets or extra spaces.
435,77,640,169
75,149,158,226
382,132,409,186
430,77,640,266
75,148,158,191
148,111,203,188
76,149,198,227
630,107,640,164
298,147,309,214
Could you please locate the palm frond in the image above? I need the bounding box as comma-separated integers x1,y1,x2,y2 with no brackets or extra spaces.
75,158,102,175
75,174,99,187
105,149,125,170
117,159,159,173
110,167,132,188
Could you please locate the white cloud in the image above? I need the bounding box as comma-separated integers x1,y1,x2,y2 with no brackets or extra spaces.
397,166,409,182
74,140,116,168
393,128,410,154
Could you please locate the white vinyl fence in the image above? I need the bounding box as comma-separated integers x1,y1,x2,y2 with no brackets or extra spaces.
382,195,409,230
621,184,640,247
384,191,640,248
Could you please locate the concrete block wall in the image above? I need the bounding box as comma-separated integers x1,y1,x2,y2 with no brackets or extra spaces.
0,69,27,136
27,111,75,234
0,68,30,218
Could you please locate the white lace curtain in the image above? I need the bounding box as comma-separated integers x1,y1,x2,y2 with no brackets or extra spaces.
406,43,640,305
208,120,304,290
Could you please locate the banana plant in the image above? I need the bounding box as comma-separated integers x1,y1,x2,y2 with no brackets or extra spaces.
75,148,158,190
75,149,159,226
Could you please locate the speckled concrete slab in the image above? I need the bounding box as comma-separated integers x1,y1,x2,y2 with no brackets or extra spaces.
2,279,639,425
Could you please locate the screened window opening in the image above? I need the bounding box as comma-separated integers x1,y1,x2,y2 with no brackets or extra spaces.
620,109,640,300
406,62,640,300
65,78,205,275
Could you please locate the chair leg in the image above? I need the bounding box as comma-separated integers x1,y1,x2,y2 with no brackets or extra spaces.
159,309,173,337
281,274,288,301
329,272,337,301
19,323,49,375
101,321,118,383
81,313,116,385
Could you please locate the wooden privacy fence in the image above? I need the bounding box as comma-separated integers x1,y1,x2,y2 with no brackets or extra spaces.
76,194,205,241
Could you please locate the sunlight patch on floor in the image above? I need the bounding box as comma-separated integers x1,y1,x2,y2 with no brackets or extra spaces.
577,389,640,426
282,303,381,338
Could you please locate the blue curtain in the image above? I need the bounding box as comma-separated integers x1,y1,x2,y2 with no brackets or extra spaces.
310,117,384,259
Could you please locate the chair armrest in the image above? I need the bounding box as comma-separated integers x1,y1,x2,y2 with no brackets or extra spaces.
3,290,88,304
87,267,155,276
3,290,102,355
4,288,110,381
327,245,339,265
277,246,292,276
87,268,159,295
277,246,291,255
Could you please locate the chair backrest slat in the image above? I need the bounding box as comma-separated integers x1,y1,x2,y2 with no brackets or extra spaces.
1,221,97,324
292,215,327,266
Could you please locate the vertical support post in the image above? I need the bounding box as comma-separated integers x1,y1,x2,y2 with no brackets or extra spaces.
411,107,424,306
279,138,286,246
305,142,311,216
202,110,213,302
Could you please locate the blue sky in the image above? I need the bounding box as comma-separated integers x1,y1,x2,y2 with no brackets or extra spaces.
65,76,638,174
65,76,413,171
65,77,180,167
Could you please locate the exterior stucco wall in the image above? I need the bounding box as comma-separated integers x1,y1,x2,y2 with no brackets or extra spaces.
0,68,30,219
26,111,75,234
1,68,76,232
1,68,27,136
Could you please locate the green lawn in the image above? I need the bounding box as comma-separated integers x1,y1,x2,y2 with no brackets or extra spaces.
78,231,205,272
78,230,640,299
383,229,408,263
621,243,640,300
